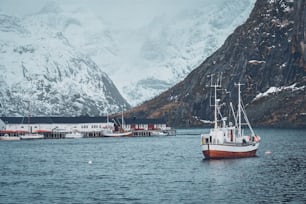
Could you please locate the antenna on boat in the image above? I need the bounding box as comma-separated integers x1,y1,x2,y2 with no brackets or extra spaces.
106,112,110,128
121,108,123,127
208,73,223,129
234,82,256,137
235,82,244,137
27,100,31,134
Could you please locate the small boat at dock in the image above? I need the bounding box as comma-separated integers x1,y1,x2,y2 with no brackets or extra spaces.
20,133,44,140
0,134,20,141
150,130,169,136
65,132,84,139
102,129,132,137
102,109,133,137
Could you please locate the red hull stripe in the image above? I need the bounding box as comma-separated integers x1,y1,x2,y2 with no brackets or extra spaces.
203,150,257,159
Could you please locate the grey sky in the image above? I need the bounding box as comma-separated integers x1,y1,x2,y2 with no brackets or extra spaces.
0,0,210,28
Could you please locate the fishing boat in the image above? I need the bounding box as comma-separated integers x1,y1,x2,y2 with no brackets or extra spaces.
102,110,133,137
102,129,133,137
201,82,260,159
19,101,45,140
0,134,20,141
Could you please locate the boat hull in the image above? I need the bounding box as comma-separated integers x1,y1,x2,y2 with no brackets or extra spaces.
103,131,133,137
65,133,83,139
202,143,259,159
0,136,20,141
20,134,44,140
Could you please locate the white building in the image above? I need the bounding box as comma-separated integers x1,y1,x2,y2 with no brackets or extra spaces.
0,116,111,134
0,116,173,137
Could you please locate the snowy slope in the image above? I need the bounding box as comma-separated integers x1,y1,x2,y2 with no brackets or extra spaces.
63,0,256,105
0,12,129,116
118,0,256,105
0,0,255,108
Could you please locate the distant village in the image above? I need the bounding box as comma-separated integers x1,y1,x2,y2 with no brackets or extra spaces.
0,116,176,140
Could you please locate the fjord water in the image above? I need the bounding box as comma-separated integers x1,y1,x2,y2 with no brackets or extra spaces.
0,129,305,204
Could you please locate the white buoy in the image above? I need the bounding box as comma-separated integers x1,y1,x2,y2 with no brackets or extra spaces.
265,150,271,155
88,160,92,164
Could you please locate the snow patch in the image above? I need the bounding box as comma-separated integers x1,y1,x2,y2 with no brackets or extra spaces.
253,84,305,101
248,60,266,65
200,120,214,124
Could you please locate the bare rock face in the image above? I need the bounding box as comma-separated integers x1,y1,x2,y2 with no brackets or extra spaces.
127,0,306,128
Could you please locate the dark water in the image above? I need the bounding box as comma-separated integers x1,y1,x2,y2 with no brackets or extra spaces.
0,129,305,204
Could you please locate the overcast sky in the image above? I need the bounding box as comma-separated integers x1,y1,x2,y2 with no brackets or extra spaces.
0,0,255,105
0,0,212,28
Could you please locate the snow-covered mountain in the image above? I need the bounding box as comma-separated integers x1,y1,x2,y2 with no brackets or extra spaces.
0,0,255,114
11,0,254,106
125,0,306,128
119,0,255,105
0,12,129,116
78,0,256,106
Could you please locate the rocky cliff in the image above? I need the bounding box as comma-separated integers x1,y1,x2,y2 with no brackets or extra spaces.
126,0,306,128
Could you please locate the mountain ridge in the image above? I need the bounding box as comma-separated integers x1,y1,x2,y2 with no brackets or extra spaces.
0,13,130,117
125,0,306,128
22,0,254,106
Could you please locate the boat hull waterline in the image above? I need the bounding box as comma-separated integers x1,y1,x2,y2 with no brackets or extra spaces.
0,135,20,141
20,134,44,140
202,143,259,159
65,133,83,139
103,131,133,137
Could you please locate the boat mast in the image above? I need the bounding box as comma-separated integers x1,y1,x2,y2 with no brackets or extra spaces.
28,100,31,134
214,83,218,129
236,83,243,137
106,112,110,128
210,73,222,129
121,107,125,130
235,82,256,137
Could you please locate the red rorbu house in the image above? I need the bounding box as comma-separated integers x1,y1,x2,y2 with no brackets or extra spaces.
114,117,176,136
0,116,176,137
115,118,167,130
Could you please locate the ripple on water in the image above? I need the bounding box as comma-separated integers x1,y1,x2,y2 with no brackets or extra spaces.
0,130,306,203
